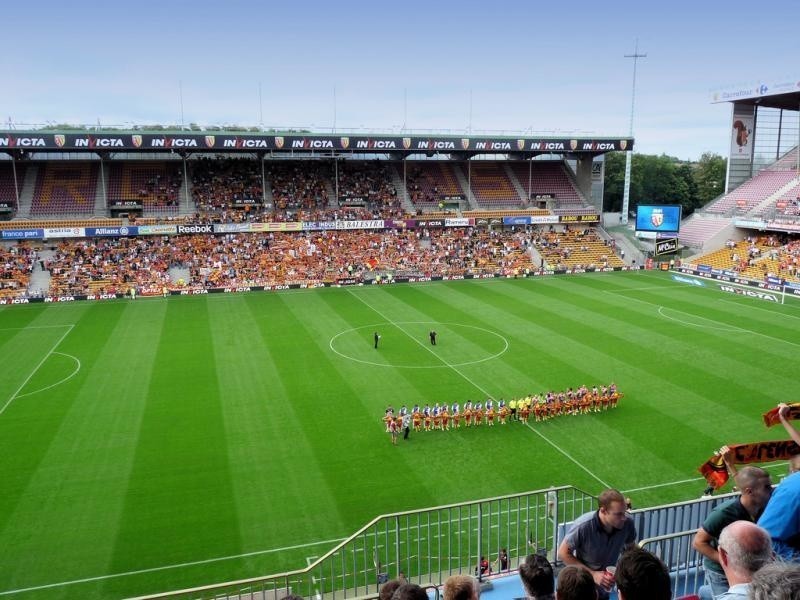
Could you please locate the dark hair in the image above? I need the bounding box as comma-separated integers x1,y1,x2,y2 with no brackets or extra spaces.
391,583,429,600
556,566,596,600
615,546,670,600
380,579,403,600
518,554,554,598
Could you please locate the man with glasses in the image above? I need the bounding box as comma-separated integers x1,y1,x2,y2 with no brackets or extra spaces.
557,489,636,599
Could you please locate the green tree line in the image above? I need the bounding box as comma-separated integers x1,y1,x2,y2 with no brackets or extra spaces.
603,152,726,217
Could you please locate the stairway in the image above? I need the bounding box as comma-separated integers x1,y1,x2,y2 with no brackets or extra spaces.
504,164,528,206
17,164,38,218
391,165,415,214
94,162,108,215
452,164,479,210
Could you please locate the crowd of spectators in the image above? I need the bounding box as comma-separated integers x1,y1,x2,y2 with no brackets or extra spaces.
2,224,642,299
34,227,540,297
0,243,35,297
136,166,182,208
337,162,403,217
268,162,329,212
45,237,175,297
191,157,263,211
533,228,624,270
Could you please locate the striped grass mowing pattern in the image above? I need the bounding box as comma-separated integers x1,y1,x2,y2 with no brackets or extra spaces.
0,271,797,598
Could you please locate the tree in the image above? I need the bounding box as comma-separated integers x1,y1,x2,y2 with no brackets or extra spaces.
693,152,727,207
603,151,727,217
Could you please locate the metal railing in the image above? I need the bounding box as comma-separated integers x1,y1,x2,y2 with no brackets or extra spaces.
128,486,597,600
129,488,741,600
640,529,705,599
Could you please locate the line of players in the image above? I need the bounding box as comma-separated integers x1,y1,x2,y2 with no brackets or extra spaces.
383,384,622,432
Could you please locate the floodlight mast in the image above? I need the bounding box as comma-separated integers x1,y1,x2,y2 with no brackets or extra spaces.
621,40,646,225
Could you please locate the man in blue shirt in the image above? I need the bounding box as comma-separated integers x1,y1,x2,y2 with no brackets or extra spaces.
758,470,800,561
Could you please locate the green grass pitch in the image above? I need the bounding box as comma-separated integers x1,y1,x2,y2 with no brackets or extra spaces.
1,271,797,599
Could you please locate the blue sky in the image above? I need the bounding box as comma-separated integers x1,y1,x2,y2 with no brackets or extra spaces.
3,0,798,160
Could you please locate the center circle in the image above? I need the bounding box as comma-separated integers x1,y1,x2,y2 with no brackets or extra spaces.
329,321,509,368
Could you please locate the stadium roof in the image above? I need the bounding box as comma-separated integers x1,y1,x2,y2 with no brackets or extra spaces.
711,78,800,111
0,130,633,157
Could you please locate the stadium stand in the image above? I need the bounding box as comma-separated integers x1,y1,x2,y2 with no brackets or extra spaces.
336,161,402,217
0,217,122,230
107,161,183,214
0,163,25,214
461,162,522,208
677,215,732,249
39,228,543,296
0,243,35,299
46,237,173,297
267,161,329,212
688,236,800,282
704,169,797,215
507,161,587,212
190,157,263,211
404,162,465,209
535,228,625,269
29,162,98,217
764,178,800,217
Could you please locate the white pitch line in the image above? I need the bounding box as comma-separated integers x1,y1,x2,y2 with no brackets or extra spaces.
0,324,78,331
719,298,800,320
0,537,347,597
605,289,800,349
15,352,82,399
524,422,611,488
0,324,74,418
346,289,612,490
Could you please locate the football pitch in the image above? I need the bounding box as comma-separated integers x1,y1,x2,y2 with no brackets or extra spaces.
1,271,797,599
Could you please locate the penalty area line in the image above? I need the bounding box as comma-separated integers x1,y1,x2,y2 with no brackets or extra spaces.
0,324,75,418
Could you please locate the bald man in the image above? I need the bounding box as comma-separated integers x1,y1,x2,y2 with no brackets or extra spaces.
716,521,774,599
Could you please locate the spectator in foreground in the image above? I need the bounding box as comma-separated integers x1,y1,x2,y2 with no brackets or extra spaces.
557,489,636,599
748,561,800,600
556,566,597,600
379,579,402,600
614,546,670,600
391,583,428,600
518,553,554,600
757,404,800,561
442,574,479,600
758,470,800,561
693,465,773,597
717,521,774,599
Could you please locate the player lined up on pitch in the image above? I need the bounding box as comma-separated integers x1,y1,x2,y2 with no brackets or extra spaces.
383,384,622,433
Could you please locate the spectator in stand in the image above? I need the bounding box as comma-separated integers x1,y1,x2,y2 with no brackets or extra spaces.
748,561,800,600
379,579,403,600
518,554,555,600
557,489,636,599
716,521,773,599
556,566,597,600
614,546,670,600
391,583,429,600
693,465,773,597
442,575,479,600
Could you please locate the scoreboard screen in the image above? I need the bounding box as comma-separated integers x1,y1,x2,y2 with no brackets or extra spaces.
635,205,682,233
